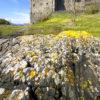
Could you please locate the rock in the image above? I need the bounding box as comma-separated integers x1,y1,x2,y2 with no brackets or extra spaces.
47,87,56,97
9,89,29,100
53,74,61,85
0,34,100,99
61,84,68,96
9,90,23,99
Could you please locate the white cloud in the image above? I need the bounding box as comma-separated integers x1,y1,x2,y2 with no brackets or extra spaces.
5,12,30,24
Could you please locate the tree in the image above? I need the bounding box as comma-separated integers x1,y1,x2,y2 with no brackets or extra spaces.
0,19,10,25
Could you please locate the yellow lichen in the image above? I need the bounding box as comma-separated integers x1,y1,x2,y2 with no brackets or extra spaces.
26,51,38,62
44,67,50,76
80,96,85,100
66,68,75,86
80,80,92,90
18,70,24,78
27,51,36,57
51,52,58,62
28,69,37,79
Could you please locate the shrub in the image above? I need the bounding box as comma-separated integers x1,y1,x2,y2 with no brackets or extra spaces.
0,19,10,25
85,3,99,14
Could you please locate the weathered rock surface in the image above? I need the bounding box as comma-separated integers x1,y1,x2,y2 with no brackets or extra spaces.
0,34,100,100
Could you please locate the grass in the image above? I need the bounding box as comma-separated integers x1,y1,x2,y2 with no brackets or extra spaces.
26,12,100,37
0,12,100,37
0,25,24,37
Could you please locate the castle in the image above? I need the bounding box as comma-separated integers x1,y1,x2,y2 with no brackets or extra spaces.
30,0,99,23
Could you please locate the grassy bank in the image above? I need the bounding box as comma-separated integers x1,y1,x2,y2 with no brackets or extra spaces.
0,12,100,37
27,12,100,37
0,25,24,37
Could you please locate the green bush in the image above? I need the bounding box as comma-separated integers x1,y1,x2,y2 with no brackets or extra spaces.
85,3,99,14
0,19,10,25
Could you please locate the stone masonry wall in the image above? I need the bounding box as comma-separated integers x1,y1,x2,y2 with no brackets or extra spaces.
30,0,99,23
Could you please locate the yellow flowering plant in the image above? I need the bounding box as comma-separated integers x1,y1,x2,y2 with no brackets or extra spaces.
56,30,92,40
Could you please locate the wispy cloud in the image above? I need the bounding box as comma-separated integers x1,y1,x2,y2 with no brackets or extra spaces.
5,12,30,24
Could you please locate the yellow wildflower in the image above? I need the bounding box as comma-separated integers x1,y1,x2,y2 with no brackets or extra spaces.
56,30,92,40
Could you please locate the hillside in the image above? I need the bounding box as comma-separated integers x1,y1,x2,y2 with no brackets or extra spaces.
0,12,100,37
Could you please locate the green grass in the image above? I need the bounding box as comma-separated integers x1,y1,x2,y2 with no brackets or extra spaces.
26,12,100,37
0,12,100,37
0,25,24,37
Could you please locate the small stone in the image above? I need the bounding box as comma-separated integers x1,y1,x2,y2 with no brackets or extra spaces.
0,88,5,95
19,60,27,68
9,89,23,99
18,92,25,100
58,69,65,77
53,74,61,85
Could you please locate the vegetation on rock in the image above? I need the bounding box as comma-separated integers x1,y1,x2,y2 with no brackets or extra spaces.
0,31,100,99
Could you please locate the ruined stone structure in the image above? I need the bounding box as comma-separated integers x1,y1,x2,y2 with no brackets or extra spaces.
30,0,99,23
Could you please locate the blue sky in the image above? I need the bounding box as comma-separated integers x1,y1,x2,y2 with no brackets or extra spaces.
0,0,30,24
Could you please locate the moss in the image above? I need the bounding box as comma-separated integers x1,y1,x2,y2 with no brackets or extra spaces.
66,67,75,86
80,96,85,100
80,80,92,90
0,89,12,99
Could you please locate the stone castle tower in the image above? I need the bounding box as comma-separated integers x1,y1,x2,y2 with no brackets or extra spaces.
30,0,99,23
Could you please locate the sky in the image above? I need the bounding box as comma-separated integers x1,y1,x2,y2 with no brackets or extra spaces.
0,0,30,24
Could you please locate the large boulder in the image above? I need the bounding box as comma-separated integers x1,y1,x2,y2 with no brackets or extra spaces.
0,31,100,99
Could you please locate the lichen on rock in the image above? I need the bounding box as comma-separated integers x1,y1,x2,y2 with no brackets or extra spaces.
0,31,100,100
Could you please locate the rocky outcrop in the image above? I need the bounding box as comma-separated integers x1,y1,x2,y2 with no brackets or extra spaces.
0,34,100,100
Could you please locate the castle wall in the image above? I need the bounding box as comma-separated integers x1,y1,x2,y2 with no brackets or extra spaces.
30,0,99,23
30,0,54,23
64,0,85,12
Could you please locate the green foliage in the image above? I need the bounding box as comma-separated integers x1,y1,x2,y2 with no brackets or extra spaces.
0,25,24,37
0,19,10,25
